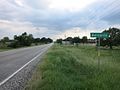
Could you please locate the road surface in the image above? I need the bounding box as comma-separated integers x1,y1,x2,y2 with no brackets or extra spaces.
0,44,52,86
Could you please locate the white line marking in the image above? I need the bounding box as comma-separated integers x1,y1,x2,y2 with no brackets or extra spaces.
0,47,49,86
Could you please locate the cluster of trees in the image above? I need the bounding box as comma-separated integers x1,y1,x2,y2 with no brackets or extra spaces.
56,27,120,49
56,36,88,45
0,32,53,48
100,27,120,49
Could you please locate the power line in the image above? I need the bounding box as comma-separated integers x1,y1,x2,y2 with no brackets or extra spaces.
83,0,119,30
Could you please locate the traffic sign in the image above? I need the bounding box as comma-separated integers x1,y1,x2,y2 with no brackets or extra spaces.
90,32,110,72
90,33,110,38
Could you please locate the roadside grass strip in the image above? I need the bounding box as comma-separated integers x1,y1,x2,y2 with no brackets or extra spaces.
25,45,120,90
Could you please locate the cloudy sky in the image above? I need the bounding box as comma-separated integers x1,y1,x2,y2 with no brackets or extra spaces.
0,0,120,40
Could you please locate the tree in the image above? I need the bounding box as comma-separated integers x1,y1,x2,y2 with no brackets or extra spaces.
1,37,10,43
4,32,53,48
10,32,34,48
56,39,62,44
28,34,34,45
40,37,47,44
73,37,81,43
102,27,120,49
34,38,41,45
0,37,10,48
72,37,81,46
82,36,88,44
47,38,53,43
14,35,18,40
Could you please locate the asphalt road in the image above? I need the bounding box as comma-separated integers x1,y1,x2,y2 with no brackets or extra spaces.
0,44,52,84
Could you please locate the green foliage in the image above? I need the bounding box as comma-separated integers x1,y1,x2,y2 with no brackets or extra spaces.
56,36,88,45
72,37,81,44
82,36,88,44
40,37,53,44
25,45,120,90
56,39,62,44
1,37,10,42
12,32,34,47
101,27,120,48
34,37,53,45
0,37,10,48
0,32,53,48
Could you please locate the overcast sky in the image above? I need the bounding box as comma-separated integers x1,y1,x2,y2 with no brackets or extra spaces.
0,0,120,40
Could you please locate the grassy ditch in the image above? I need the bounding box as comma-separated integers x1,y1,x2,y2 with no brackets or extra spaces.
25,45,120,90
0,48,13,52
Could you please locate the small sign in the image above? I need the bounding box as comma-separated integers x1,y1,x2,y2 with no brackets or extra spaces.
90,33,110,38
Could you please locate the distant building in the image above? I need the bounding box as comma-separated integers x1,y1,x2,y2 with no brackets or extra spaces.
62,40,71,45
87,39,96,43
61,39,96,45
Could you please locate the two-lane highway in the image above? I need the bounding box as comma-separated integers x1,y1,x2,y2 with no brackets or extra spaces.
0,44,52,86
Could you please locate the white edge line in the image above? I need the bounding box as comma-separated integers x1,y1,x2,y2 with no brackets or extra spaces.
0,47,48,86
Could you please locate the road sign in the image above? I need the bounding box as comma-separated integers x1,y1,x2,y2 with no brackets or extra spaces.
90,32,110,72
90,33,110,38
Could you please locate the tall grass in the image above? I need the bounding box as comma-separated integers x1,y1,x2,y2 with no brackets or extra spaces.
25,45,120,90
0,48,12,52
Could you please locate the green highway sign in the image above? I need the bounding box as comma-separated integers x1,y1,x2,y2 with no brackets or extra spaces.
90,32,110,72
90,33,110,38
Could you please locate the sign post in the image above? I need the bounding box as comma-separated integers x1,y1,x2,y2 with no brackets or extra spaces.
90,32,110,71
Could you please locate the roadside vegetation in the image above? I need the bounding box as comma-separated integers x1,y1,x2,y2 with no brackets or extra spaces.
0,32,53,51
56,27,120,49
25,44,120,90
0,47,13,52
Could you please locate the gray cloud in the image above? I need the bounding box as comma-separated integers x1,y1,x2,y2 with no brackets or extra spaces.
0,0,120,39
25,0,50,9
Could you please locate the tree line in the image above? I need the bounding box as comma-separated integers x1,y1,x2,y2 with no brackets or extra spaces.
101,27,120,49
56,27,120,49
0,32,53,48
56,36,88,45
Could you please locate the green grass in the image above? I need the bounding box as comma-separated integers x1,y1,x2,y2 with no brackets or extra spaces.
0,48,13,52
25,45,120,90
